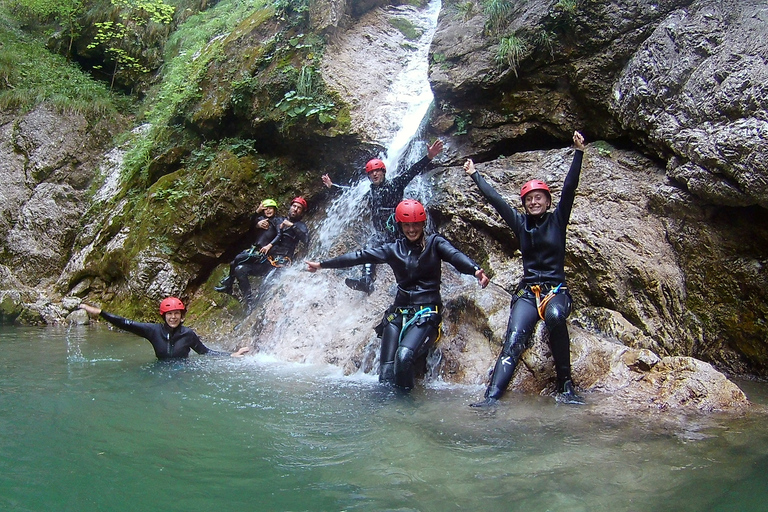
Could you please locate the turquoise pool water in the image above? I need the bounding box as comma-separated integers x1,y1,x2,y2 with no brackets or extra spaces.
1,325,766,511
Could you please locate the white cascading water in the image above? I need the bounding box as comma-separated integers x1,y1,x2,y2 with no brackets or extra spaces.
236,0,444,375
312,0,442,257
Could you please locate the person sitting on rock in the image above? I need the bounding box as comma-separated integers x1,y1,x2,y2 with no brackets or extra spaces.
225,196,309,309
464,131,587,406
307,199,489,389
79,297,249,360
215,198,280,295
320,139,444,295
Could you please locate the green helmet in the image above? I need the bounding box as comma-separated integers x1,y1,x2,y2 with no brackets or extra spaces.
262,199,278,208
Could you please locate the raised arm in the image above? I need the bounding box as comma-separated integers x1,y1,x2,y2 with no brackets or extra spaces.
464,159,523,233
555,131,586,223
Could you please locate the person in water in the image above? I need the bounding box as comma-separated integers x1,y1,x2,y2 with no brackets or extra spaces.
307,199,489,389
321,139,444,294
79,297,250,359
214,198,280,295
225,196,309,309
464,130,587,406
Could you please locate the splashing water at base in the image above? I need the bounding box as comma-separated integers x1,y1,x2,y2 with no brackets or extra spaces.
2,327,768,512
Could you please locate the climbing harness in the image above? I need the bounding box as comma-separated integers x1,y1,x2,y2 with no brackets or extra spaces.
529,283,563,320
384,305,441,345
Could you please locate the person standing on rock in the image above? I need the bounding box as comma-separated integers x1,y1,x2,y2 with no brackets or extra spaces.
464,131,587,406
306,199,489,389
214,198,280,295
79,298,250,359
227,196,309,310
320,139,444,294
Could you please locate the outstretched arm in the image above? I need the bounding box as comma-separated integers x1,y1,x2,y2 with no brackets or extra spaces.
79,303,102,316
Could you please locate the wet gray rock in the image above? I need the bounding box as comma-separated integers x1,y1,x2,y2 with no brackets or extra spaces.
611,0,768,208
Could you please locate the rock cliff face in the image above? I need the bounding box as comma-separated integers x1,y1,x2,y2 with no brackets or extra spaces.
427,0,768,375
1,0,766,410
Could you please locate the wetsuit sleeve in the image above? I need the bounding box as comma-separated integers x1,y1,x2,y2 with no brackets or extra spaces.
434,235,481,276
189,333,228,356
470,172,524,233
390,155,432,193
99,311,156,339
320,245,390,269
555,149,583,224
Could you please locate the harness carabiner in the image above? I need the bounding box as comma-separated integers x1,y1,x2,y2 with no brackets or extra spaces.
267,255,291,268
530,283,562,320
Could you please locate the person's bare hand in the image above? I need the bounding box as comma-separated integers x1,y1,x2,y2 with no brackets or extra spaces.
463,159,477,176
427,139,444,159
573,131,586,151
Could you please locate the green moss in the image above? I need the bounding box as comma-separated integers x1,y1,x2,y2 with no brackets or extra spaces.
388,17,423,41
0,295,23,324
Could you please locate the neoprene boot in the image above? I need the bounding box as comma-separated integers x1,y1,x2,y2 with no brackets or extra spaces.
379,362,395,385
555,379,585,405
214,275,234,294
344,264,375,295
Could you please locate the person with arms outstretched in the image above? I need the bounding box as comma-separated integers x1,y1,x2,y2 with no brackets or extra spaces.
465,131,587,406
321,140,444,294
307,199,488,389
79,297,249,359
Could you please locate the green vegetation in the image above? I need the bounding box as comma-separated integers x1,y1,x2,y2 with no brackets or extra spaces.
275,65,335,128
0,5,122,116
553,0,577,14
593,140,614,158
454,113,470,135
534,29,556,59
119,0,273,185
7,0,84,56
483,0,511,36
86,0,175,89
496,32,527,76
455,1,475,20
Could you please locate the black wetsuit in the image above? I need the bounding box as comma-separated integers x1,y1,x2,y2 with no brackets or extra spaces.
99,311,228,359
320,233,481,388
471,149,583,399
367,155,434,244
232,217,309,303
333,155,435,291
228,215,280,270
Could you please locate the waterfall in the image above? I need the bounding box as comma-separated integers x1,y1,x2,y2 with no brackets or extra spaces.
311,0,442,257
235,0,444,375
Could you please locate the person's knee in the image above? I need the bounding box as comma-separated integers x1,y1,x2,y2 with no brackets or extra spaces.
544,302,569,328
395,346,415,368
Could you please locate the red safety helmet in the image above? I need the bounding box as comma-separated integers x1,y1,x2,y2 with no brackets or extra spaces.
291,196,308,210
365,159,386,174
395,199,427,223
520,179,551,200
159,297,186,316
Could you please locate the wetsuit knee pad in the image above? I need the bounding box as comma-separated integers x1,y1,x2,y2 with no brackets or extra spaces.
395,346,415,367
501,331,530,360
544,303,569,327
